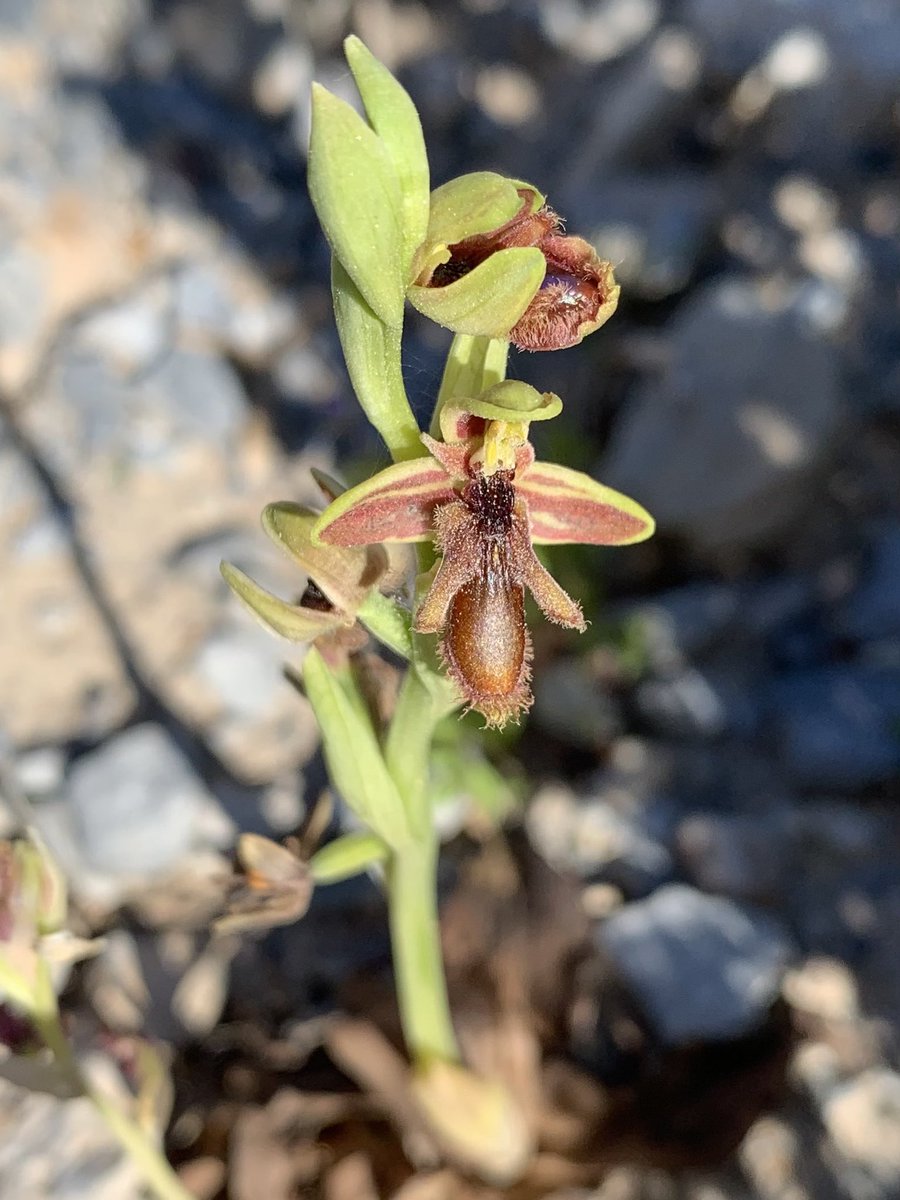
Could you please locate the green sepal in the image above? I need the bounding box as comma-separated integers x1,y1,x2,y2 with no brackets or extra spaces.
309,83,405,327
407,246,546,338
344,36,429,278
262,501,387,610
309,830,390,884
301,648,411,849
332,258,423,462
220,562,343,642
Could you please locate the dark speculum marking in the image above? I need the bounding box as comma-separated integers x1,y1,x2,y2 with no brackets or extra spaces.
463,470,515,538
299,579,334,612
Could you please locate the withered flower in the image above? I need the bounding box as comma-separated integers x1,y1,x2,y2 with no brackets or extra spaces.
408,173,619,352
313,383,654,727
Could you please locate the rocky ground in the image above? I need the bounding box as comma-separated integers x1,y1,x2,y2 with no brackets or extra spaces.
1,0,899,1197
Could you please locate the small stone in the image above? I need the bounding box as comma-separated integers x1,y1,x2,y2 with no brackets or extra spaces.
66,724,220,874
597,884,793,1045
194,626,285,721
824,1070,900,1183
13,747,65,798
782,957,858,1023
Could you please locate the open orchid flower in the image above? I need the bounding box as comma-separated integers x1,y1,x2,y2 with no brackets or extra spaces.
313,382,654,727
408,174,620,352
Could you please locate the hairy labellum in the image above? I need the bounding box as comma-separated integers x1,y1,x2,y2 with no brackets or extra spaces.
416,471,583,727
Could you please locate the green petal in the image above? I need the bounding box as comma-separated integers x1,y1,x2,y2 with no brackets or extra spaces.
220,562,342,642
262,501,388,611
466,380,562,423
344,36,429,278
517,462,656,545
425,171,541,248
312,458,456,546
302,648,411,848
407,246,546,337
309,830,390,884
309,83,405,327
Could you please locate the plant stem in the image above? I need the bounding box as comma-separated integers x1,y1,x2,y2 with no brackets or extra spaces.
30,966,194,1200
383,663,460,1064
387,837,458,1065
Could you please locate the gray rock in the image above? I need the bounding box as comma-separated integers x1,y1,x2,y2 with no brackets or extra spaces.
769,665,900,790
601,277,843,552
531,657,623,749
587,173,720,300
633,668,730,740
834,522,900,643
527,784,673,898
66,724,215,874
194,626,285,721
597,884,793,1045
677,812,793,901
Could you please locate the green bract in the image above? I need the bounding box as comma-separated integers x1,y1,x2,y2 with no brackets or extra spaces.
308,83,406,327
344,35,429,275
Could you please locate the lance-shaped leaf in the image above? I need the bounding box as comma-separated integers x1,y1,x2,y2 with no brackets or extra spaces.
309,831,389,885
518,462,655,545
220,562,346,642
313,457,456,547
344,35,429,276
263,502,388,608
309,83,405,327
302,648,411,848
407,245,546,338
333,258,423,463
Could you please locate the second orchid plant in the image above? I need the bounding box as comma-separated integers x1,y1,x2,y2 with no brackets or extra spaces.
222,36,653,1178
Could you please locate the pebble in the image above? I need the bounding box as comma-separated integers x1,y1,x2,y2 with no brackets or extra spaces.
824,1070,900,1184
834,522,900,643
597,884,793,1045
65,723,223,875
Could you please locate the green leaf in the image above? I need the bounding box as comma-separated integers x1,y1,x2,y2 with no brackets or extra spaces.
221,562,341,642
310,831,390,884
302,647,411,849
332,258,423,463
407,246,545,337
309,83,405,327
344,36,429,278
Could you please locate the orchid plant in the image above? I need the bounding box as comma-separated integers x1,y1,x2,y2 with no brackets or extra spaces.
222,37,653,1177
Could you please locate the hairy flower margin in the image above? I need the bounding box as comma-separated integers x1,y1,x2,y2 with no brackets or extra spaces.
313,382,654,727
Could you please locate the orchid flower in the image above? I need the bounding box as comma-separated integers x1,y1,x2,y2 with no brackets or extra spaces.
313,382,654,727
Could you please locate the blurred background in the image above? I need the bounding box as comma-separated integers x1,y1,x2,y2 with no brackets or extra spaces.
1,0,899,1196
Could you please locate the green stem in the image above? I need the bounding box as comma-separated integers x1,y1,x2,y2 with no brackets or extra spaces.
383,664,460,1064
387,838,458,1065
29,965,194,1200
